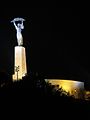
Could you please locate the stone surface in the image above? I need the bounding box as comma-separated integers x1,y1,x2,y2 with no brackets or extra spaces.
13,46,27,81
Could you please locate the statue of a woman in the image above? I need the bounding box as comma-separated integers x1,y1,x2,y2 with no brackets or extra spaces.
11,18,25,46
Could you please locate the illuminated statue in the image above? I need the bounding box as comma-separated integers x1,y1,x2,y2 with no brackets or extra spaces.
11,18,25,46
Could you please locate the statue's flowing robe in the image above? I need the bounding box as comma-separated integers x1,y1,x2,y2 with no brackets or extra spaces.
16,28,23,46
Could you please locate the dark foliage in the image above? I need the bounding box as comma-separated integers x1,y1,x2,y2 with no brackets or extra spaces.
0,72,90,116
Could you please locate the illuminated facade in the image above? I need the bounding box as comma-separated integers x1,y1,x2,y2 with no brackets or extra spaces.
12,46,27,81
45,79,84,99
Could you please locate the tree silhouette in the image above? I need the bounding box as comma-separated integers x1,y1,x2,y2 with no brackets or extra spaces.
15,66,20,80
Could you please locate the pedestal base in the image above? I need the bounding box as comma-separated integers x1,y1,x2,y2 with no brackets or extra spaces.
12,46,27,81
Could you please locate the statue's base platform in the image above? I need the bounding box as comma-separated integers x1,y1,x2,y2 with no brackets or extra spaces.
12,46,27,81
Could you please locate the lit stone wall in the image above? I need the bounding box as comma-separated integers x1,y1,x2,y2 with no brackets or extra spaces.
13,46,27,81
45,79,84,99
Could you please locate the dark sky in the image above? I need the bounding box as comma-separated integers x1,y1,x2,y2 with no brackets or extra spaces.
0,7,90,84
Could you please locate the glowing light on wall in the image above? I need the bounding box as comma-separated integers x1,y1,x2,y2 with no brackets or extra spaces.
45,79,84,99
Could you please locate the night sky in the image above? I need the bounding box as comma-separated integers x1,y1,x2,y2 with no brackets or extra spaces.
0,7,90,85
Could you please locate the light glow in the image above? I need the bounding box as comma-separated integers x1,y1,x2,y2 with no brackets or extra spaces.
13,46,27,81
45,79,84,98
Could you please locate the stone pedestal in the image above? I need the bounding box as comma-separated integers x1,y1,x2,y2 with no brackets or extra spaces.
12,46,27,81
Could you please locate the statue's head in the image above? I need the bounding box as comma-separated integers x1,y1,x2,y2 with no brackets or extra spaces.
17,23,24,29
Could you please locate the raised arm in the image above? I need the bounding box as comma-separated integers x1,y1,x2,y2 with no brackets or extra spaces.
21,21,24,29
13,22,18,30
